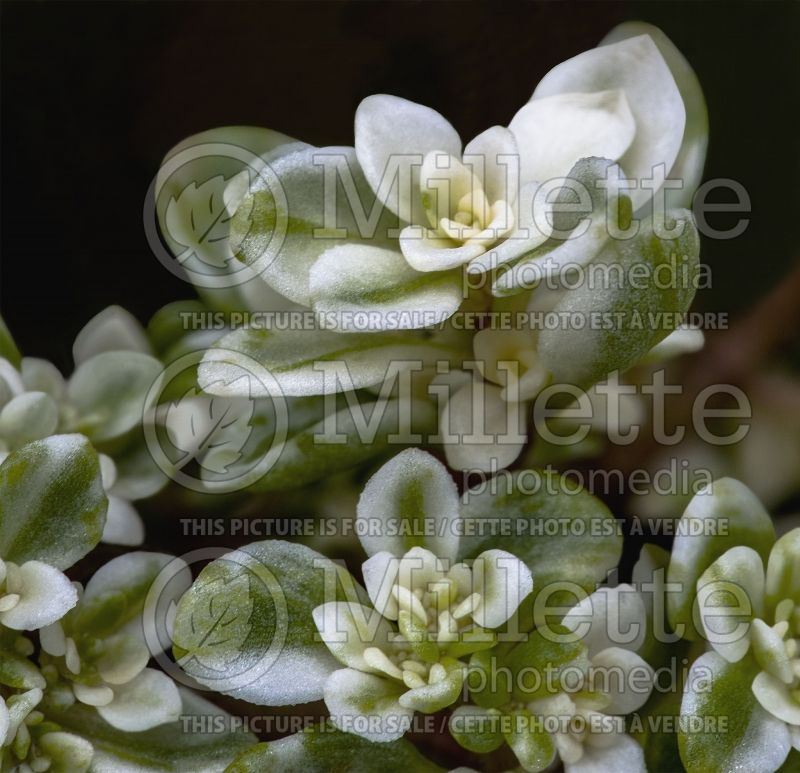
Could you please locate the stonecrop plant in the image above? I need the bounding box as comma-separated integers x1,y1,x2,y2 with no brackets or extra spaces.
3,12,797,773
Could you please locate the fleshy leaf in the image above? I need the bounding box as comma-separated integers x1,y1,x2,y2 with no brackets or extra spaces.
225,721,443,773
232,396,437,494
67,351,163,443
199,326,453,397
679,651,792,773
172,540,366,705
72,306,152,365
0,434,107,569
45,688,256,772
535,210,700,390
309,244,464,330
356,448,460,561
459,469,621,631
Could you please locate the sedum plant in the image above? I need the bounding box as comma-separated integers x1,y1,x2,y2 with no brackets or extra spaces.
10,11,796,773
156,20,708,480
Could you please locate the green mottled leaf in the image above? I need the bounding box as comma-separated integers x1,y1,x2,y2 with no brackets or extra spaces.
172,541,366,705
0,434,107,569
538,209,701,390
460,469,621,629
680,651,792,773
225,723,443,773
0,315,21,367
67,351,163,443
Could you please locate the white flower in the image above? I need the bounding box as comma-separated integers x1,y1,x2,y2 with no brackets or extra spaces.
312,449,533,742
695,530,800,738
211,23,704,332
529,585,653,773
39,553,188,733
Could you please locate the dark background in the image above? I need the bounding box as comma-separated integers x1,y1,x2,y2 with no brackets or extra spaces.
2,0,799,371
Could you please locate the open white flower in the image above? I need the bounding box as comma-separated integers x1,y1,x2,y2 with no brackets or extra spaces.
533,585,653,773
39,552,189,733
695,529,800,742
209,22,704,334
311,449,532,742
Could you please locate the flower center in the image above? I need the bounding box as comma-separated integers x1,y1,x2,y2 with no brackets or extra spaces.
419,152,512,247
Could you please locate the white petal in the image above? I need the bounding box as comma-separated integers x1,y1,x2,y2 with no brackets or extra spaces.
399,226,486,272
441,381,527,473
362,551,401,619
97,668,182,731
0,561,78,630
73,682,114,707
101,496,145,546
696,546,764,663
40,621,67,656
463,126,519,205
562,584,646,657
355,94,461,224
531,34,685,211
312,602,397,672
98,454,118,490
466,182,552,274
324,667,413,743
590,647,654,715
643,327,705,363
509,90,635,185
566,732,645,773
472,549,533,629
356,448,461,562
72,305,152,365
752,670,800,725
601,22,708,208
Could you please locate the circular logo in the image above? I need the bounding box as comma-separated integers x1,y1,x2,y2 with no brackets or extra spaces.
143,348,289,493
144,140,288,289
143,547,288,694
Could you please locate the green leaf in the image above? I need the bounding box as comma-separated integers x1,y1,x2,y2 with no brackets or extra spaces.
45,688,255,772
75,552,189,642
172,540,366,705
0,434,107,569
67,351,163,443
679,651,792,773
224,723,443,773
537,209,701,390
504,708,556,773
459,469,621,630
448,704,505,754
229,145,399,308
199,326,455,397
234,396,438,494
504,626,589,702
309,243,464,331
0,315,21,367
0,649,46,690
667,478,775,639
